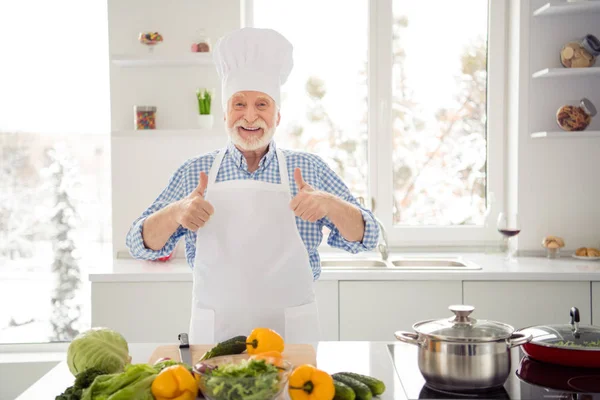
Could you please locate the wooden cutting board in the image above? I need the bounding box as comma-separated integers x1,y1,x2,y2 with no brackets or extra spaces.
149,343,317,367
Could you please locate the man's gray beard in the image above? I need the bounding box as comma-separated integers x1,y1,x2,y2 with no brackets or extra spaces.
226,124,276,151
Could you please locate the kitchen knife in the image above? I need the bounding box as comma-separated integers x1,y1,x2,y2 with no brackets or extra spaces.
178,333,193,366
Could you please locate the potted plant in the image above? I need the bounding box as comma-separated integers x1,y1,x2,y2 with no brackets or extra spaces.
196,88,214,129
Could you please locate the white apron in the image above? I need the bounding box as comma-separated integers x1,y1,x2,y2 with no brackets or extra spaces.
189,147,321,345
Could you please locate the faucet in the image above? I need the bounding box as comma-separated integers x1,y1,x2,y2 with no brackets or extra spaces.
357,197,389,261
374,217,389,261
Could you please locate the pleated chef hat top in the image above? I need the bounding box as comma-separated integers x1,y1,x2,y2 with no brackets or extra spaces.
213,27,294,111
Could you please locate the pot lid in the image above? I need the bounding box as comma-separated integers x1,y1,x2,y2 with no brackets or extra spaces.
518,307,600,351
413,305,515,342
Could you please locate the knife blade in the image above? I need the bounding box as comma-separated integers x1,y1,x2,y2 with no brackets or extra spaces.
178,333,193,366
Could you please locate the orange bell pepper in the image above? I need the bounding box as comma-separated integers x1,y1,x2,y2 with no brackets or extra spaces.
246,327,285,354
249,350,285,368
151,365,198,400
288,364,335,400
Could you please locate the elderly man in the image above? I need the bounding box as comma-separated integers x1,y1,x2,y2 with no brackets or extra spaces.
126,27,379,344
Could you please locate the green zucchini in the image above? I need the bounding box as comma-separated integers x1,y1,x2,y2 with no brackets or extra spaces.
333,373,372,400
338,372,386,395
199,335,247,361
334,380,356,400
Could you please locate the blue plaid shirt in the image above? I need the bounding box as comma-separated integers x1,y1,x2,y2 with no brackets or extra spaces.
125,141,379,279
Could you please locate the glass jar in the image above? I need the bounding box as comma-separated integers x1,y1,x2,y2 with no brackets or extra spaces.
560,34,600,68
556,98,597,132
134,106,157,130
191,29,211,53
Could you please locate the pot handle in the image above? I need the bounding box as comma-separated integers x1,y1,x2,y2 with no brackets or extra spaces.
507,332,532,348
394,331,422,347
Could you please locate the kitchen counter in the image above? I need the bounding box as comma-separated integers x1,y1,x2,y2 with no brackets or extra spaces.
89,253,600,282
16,341,600,399
17,341,402,400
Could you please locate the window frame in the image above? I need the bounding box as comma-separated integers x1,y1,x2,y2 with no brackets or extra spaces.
244,0,507,248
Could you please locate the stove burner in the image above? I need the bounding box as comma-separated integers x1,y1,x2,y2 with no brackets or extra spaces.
419,384,511,399
567,376,600,393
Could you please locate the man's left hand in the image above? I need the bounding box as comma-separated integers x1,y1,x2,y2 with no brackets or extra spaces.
290,168,333,223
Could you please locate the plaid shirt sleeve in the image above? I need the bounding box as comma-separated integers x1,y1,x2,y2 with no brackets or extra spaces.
315,158,380,253
125,161,191,260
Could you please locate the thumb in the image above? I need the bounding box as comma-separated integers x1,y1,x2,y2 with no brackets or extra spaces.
196,172,208,196
294,168,306,191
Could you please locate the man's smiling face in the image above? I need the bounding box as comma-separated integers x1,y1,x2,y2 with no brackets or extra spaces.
225,91,281,151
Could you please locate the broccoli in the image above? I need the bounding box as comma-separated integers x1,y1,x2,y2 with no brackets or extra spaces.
55,386,81,400
55,368,109,400
74,368,109,390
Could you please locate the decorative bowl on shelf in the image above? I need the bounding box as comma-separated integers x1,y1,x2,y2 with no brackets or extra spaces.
138,32,163,52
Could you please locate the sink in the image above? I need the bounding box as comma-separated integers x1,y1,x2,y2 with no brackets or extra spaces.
321,259,388,268
320,257,481,270
389,258,481,270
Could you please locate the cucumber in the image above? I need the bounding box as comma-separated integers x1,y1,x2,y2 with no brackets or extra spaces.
199,335,247,361
334,380,356,400
338,372,386,395
333,373,372,400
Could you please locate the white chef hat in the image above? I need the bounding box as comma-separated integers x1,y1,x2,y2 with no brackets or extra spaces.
213,27,294,111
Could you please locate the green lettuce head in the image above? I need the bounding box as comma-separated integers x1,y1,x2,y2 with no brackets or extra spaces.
67,327,130,376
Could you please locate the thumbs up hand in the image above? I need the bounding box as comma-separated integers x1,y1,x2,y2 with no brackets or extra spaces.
290,168,332,223
175,171,215,231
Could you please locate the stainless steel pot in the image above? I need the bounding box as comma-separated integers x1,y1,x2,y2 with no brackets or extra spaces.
395,305,532,392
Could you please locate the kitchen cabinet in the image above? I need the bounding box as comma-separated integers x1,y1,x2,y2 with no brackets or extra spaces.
92,282,192,343
91,280,339,342
338,281,462,341
463,281,591,329
593,282,600,325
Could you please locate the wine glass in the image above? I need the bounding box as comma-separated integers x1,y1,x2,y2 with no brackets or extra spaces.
497,213,521,262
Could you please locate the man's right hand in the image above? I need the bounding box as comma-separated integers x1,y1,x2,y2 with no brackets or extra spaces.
175,172,214,231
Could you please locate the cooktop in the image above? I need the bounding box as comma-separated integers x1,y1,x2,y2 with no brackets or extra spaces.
387,345,600,399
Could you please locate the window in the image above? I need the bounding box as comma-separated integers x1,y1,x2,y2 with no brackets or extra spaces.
247,0,505,245
249,0,370,201
0,1,111,344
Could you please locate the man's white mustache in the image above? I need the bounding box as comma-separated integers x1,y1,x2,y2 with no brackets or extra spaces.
234,119,267,130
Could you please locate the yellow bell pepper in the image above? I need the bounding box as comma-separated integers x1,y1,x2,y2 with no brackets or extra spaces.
246,327,285,354
288,364,335,400
151,365,198,400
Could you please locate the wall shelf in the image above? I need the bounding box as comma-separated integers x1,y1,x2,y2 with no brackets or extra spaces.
531,130,600,138
112,129,210,137
111,53,213,67
533,1,600,17
532,67,600,78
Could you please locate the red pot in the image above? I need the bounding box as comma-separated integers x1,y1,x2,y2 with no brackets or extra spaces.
517,307,600,368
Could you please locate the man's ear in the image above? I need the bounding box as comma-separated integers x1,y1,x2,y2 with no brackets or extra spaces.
276,111,281,126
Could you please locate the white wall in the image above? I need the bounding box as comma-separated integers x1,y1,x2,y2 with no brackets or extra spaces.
107,0,600,257
517,0,600,252
108,0,239,258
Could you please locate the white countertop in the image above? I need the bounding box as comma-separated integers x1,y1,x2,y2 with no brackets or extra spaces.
89,252,600,282
16,342,404,400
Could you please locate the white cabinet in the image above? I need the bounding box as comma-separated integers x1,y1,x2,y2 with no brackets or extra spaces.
92,282,192,343
593,282,600,325
91,280,339,343
315,281,339,341
463,281,591,329
339,281,462,341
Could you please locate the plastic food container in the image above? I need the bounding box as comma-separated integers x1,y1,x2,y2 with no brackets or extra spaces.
556,98,596,132
134,106,157,130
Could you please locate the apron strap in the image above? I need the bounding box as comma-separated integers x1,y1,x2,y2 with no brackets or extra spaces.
207,148,227,186
276,148,291,194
